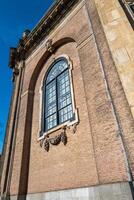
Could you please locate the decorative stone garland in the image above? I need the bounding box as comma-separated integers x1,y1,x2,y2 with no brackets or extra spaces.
40,123,78,152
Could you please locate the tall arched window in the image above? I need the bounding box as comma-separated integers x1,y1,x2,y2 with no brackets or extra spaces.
43,58,75,132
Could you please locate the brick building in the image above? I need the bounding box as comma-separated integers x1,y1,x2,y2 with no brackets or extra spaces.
1,0,134,199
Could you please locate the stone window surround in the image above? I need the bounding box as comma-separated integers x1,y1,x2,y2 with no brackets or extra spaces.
38,54,79,141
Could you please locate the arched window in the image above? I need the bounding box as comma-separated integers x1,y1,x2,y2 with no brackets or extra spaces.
42,58,75,132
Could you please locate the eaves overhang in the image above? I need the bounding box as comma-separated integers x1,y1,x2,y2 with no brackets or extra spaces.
8,0,79,81
18,0,79,57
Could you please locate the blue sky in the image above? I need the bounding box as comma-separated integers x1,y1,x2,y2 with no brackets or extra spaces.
0,0,54,153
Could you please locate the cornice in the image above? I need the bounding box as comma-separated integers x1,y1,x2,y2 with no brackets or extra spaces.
8,0,79,81
17,0,79,57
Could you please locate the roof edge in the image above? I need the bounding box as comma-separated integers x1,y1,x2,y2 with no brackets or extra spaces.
17,0,79,56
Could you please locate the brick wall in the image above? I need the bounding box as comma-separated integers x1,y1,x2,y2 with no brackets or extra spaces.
1,0,134,197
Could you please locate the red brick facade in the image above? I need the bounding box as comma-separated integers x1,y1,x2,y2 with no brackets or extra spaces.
1,0,134,199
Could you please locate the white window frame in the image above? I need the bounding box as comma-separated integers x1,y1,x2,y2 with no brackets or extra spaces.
38,55,78,141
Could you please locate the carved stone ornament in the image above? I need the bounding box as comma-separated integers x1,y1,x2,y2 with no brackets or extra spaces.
72,122,79,134
61,132,67,145
45,39,54,53
44,139,50,152
39,123,78,152
49,135,61,145
40,131,67,152
66,122,79,134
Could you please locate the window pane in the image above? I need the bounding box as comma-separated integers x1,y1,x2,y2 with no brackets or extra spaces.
45,113,57,131
57,70,72,109
59,104,73,124
45,80,56,117
44,59,75,132
46,60,68,84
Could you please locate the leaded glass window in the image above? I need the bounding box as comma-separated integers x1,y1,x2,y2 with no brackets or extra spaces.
44,58,74,132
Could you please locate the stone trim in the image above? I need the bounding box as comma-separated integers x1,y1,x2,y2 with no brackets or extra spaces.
9,182,133,200
17,0,79,57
